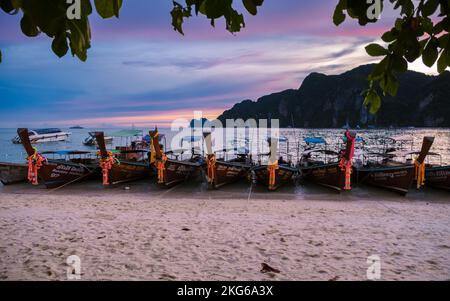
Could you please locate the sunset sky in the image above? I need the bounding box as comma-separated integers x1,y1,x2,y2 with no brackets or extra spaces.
0,0,439,128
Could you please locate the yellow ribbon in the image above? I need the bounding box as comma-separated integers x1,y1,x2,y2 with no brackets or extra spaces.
150,136,156,164
267,162,279,190
415,160,426,189
207,154,217,184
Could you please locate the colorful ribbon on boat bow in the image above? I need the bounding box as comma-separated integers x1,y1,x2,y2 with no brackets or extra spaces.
99,151,118,186
150,131,158,165
339,130,356,191
267,162,279,190
207,154,216,184
156,154,168,184
27,147,46,185
339,158,353,191
414,159,426,189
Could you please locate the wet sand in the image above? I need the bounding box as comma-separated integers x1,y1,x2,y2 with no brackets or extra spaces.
0,181,449,281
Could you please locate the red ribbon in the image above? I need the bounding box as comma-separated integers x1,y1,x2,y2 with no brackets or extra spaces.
340,130,356,191
27,149,46,185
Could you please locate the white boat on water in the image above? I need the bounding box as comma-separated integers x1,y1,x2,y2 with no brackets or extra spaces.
12,128,71,144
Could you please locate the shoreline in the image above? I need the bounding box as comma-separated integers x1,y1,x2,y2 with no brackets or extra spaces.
1,182,449,281
2,180,450,203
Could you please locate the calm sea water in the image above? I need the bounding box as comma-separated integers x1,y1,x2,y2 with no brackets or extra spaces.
1,128,449,165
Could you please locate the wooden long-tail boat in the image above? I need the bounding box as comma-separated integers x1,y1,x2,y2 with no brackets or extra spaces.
203,133,252,189
95,132,152,186
252,136,298,191
17,128,100,189
150,130,205,188
299,130,357,192
405,152,450,191
0,162,28,185
355,136,435,195
425,165,450,190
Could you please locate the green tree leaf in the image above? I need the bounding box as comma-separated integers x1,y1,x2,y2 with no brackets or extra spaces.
0,0,15,13
422,38,439,67
392,55,408,72
333,0,346,26
94,0,122,19
381,29,397,42
385,72,399,96
368,56,389,80
243,0,257,15
421,0,439,17
52,33,69,58
364,90,382,114
365,43,389,57
20,13,39,37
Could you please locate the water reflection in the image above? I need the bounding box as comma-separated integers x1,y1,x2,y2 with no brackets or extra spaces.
0,128,449,165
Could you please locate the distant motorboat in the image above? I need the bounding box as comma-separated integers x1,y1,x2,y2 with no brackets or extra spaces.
69,125,84,129
12,128,71,144
83,132,113,146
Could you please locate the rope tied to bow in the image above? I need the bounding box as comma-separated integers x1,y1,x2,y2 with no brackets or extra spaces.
27,147,46,185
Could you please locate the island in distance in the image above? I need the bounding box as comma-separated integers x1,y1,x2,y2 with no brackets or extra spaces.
218,64,450,129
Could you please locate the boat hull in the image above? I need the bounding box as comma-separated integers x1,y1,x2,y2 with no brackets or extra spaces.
30,135,69,143
13,133,70,144
253,165,297,191
209,161,251,189
355,165,415,195
105,162,152,186
0,162,28,185
159,160,203,188
38,160,100,189
300,163,346,192
425,165,450,190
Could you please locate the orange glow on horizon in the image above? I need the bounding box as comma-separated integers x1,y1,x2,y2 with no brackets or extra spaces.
58,108,225,128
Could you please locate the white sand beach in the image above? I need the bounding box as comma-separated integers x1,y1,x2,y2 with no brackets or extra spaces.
0,182,449,281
